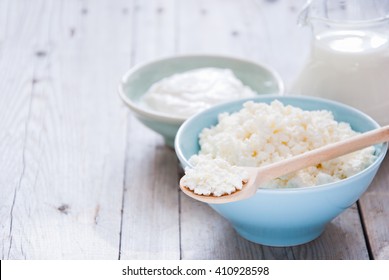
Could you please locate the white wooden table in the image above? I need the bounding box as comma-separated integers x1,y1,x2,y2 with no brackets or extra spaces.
1,0,388,260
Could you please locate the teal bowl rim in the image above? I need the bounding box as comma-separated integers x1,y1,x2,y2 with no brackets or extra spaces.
175,94,388,195
118,54,285,125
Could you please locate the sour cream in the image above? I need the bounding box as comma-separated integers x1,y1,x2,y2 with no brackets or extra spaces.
141,68,257,118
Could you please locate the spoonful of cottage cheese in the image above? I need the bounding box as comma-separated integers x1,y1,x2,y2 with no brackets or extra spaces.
180,155,249,197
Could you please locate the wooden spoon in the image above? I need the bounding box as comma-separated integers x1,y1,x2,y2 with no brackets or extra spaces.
180,125,389,204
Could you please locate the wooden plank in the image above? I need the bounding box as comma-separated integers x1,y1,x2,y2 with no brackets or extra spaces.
180,190,295,260
0,0,378,260
359,156,389,260
180,173,368,259
119,0,180,259
0,0,38,260
0,0,132,259
291,205,369,259
178,0,369,260
177,0,310,86
177,0,269,61
0,0,8,49
253,0,311,87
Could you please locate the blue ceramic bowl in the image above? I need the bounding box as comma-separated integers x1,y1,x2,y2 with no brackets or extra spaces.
175,95,387,246
119,55,283,147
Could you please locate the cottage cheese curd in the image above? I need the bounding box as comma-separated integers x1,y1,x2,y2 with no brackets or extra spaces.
181,155,249,197
182,100,376,196
142,68,257,118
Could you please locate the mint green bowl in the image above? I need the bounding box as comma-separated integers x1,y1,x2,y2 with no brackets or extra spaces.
118,55,284,147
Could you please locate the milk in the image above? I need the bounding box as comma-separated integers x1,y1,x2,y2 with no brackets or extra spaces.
292,30,389,124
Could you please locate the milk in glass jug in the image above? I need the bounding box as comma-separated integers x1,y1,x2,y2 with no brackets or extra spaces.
292,0,389,124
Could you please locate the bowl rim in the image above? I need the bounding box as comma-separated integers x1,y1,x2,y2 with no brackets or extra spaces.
175,94,388,194
118,54,285,124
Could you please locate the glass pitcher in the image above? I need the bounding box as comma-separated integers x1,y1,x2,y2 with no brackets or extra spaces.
292,0,389,125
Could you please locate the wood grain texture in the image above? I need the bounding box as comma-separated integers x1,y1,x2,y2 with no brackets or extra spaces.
359,155,389,260
0,0,132,259
176,0,310,87
290,205,369,259
0,0,387,260
0,0,64,259
177,0,269,60
180,190,368,259
180,191,296,260
118,0,180,259
254,0,311,87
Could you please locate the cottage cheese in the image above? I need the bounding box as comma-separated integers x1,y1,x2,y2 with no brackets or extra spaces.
181,155,249,197
142,68,257,118
182,100,376,196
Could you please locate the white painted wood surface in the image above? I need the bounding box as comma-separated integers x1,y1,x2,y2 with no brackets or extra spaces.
0,0,388,260
119,0,180,260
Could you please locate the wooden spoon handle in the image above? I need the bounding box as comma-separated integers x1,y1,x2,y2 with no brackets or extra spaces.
258,125,389,183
